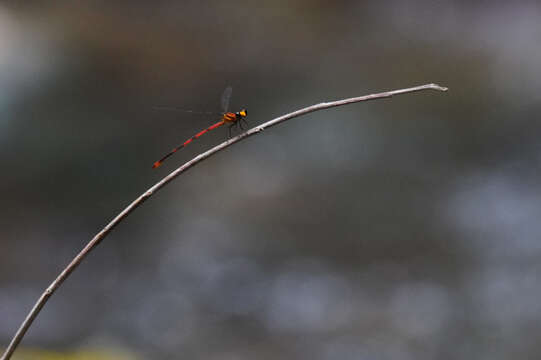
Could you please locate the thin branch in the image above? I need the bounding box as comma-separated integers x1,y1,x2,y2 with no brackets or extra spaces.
1,83,447,360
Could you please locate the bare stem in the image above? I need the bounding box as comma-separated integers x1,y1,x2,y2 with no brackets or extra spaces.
0,83,447,360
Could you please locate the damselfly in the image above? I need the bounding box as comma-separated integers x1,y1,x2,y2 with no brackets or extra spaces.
152,86,248,169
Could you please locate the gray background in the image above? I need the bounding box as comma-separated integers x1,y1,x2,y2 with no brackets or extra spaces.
1,1,540,359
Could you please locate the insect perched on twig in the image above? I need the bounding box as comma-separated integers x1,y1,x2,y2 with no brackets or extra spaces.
152,86,248,168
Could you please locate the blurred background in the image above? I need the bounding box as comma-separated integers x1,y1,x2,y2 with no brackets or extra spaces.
1,1,540,359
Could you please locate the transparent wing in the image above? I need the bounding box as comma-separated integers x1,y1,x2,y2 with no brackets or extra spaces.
221,86,233,113
152,106,218,115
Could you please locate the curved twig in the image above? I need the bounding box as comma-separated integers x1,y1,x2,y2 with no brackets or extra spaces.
1,83,447,360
